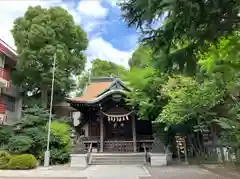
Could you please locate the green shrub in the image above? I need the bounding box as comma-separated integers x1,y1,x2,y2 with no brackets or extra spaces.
22,127,46,157
0,126,14,146
7,154,37,169
8,136,33,154
50,120,72,150
0,151,11,169
50,148,70,165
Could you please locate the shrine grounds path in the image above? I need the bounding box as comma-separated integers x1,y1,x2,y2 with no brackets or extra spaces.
0,165,234,179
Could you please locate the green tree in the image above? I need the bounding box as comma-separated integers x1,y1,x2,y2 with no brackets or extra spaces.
11,6,88,108
120,0,240,73
198,33,240,163
76,59,128,96
128,44,153,69
159,76,225,126
91,58,128,77
123,67,168,121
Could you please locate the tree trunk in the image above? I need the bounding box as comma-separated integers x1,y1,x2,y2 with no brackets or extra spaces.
41,88,48,109
235,148,240,165
210,125,218,161
219,145,226,164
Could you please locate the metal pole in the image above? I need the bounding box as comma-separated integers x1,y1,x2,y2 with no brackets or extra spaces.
44,53,56,167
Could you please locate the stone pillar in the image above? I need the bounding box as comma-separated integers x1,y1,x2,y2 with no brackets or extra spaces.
100,116,104,152
132,113,137,152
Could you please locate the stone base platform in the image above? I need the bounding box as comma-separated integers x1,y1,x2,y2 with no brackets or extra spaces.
150,153,172,166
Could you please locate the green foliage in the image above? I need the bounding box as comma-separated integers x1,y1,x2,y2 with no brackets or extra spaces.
76,58,128,96
124,67,168,120
50,120,71,151
14,105,49,129
4,105,72,165
50,148,70,165
129,44,153,69
7,154,37,169
22,127,46,157
0,126,14,147
91,58,127,78
0,151,11,169
159,76,225,126
8,136,33,154
11,6,88,108
120,0,240,73
198,33,240,89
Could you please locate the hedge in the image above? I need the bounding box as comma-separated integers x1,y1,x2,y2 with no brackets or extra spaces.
0,151,11,169
7,154,37,169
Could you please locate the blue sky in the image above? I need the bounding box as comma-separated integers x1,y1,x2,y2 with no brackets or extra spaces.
0,0,139,68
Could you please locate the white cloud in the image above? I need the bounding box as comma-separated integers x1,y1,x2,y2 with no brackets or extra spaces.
0,0,135,71
78,0,108,18
60,4,82,24
0,0,60,49
85,37,133,69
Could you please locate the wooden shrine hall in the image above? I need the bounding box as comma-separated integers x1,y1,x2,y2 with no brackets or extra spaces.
67,77,154,153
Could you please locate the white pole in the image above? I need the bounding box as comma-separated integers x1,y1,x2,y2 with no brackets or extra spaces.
44,52,56,167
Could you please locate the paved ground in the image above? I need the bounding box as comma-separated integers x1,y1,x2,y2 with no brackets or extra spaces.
140,165,227,179
0,165,228,179
0,165,150,179
202,164,240,179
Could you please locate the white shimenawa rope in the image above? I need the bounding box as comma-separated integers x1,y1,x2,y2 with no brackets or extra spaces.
101,111,133,122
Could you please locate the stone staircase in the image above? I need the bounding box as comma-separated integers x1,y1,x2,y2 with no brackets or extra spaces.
89,153,146,165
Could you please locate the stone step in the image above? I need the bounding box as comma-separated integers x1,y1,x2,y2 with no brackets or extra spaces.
91,157,145,161
90,160,145,165
90,161,145,165
89,153,146,165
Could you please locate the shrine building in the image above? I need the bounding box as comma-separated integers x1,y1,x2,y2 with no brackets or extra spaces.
66,77,154,153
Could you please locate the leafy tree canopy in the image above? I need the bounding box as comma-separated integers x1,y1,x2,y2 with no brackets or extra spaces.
76,58,128,96
128,44,153,69
120,0,240,74
11,6,88,108
91,58,128,77
123,67,168,120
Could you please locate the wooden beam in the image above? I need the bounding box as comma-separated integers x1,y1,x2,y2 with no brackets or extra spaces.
100,115,104,152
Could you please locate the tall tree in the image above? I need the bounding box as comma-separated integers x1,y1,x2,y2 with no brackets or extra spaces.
123,67,168,121
76,59,128,96
11,6,88,108
91,58,127,77
128,44,153,69
120,0,240,73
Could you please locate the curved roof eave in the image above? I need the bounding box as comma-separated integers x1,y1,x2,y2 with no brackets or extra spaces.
66,89,127,104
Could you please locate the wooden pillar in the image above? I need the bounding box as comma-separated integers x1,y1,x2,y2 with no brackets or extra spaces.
132,113,137,152
100,115,104,152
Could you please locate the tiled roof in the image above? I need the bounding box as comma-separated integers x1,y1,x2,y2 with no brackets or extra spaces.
71,81,112,102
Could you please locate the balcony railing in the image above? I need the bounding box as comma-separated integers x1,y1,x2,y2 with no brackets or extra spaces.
0,67,10,81
0,103,6,113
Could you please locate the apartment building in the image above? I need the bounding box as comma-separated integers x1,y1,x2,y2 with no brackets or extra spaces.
0,39,22,125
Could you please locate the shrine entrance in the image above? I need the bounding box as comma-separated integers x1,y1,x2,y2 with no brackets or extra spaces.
103,111,133,141
67,77,154,153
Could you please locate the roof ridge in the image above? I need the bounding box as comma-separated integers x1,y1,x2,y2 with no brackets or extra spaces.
90,77,116,82
0,38,17,56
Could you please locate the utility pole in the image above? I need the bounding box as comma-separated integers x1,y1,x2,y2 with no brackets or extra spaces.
44,52,56,167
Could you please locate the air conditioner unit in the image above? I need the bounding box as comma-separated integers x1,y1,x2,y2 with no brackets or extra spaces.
0,114,7,124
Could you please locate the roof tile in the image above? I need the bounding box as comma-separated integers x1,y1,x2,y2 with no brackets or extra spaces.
71,81,112,102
